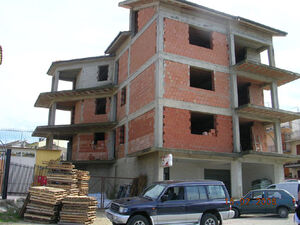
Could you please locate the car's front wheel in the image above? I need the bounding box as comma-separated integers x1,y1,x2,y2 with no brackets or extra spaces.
278,207,289,218
127,215,149,225
200,213,218,225
232,207,240,218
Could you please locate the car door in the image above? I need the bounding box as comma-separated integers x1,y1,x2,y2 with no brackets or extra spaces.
241,190,266,214
184,185,209,223
156,186,186,224
265,190,282,213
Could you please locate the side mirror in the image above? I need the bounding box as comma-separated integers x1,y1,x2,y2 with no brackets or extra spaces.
161,194,168,202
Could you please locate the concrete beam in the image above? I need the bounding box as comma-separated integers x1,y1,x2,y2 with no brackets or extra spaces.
163,99,232,116
162,52,229,74
231,160,243,198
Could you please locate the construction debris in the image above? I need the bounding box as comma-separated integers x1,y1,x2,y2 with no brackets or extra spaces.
24,186,67,224
77,170,90,196
58,196,97,225
47,161,79,195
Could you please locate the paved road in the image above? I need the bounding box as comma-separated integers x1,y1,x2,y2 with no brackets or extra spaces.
2,212,295,225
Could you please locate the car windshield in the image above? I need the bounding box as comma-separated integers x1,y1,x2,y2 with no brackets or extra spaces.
142,184,166,200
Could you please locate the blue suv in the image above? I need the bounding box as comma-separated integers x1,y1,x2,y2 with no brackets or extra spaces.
106,180,234,225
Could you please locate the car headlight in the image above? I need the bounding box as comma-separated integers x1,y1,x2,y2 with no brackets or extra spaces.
119,206,128,214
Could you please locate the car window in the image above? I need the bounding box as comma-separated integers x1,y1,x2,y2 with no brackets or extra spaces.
206,185,226,199
142,184,166,199
164,186,185,201
251,191,264,199
266,191,282,199
268,185,276,189
186,186,208,201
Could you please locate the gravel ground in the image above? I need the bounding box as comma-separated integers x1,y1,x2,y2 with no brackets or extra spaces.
1,211,295,225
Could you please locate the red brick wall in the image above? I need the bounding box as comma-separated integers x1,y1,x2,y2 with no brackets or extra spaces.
128,110,155,154
251,122,267,152
115,126,125,159
164,61,230,108
164,18,229,66
73,98,110,124
118,50,128,84
137,7,156,32
163,107,233,152
72,134,108,160
117,88,127,121
249,84,264,106
130,21,157,74
130,64,155,114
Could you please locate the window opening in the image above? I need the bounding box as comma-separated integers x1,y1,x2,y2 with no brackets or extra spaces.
190,67,214,91
94,133,105,145
97,65,109,81
121,87,126,106
95,98,106,115
120,125,125,144
189,26,212,49
238,82,250,106
239,122,253,151
190,112,215,135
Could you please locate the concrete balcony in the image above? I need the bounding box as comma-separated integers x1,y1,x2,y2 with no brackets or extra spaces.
236,104,300,123
232,60,300,88
32,122,117,140
35,84,118,110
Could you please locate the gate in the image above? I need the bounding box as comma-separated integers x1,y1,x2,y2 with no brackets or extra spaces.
7,163,34,194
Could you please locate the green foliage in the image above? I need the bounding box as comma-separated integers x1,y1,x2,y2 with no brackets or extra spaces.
0,208,20,222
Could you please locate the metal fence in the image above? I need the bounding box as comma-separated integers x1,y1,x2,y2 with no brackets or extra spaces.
89,176,135,208
7,163,34,194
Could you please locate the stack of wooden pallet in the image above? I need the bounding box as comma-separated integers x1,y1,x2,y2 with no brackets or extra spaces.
47,161,79,195
24,186,67,224
58,196,97,225
77,170,90,196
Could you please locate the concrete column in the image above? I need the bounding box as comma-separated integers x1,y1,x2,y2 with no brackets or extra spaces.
268,45,276,67
274,122,283,154
231,160,243,198
51,71,59,92
270,82,279,109
48,103,57,126
46,135,54,150
273,163,284,184
109,95,117,122
228,33,241,153
155,152,164,182
107,131,115,160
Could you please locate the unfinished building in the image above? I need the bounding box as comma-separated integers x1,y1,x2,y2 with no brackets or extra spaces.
33,0,300,198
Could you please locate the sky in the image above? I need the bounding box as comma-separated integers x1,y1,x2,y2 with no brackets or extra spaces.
0,0,300,134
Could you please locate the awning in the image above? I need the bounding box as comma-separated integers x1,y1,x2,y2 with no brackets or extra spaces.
237,104,300,123
35,85,118,109
32,122,117,140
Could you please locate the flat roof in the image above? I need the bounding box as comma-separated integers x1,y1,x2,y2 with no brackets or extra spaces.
119,0,287,36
